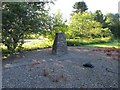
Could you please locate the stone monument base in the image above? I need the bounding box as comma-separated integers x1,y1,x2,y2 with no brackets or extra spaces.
52,33,67,55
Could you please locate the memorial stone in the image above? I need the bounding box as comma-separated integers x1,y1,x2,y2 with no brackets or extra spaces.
52,33,67,55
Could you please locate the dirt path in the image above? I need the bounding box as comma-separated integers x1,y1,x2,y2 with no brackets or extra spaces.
2,47,119,88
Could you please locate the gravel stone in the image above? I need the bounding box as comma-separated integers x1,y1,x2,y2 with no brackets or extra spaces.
2,47,119,88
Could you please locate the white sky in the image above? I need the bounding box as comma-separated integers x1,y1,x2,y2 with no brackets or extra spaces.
50,0,120,21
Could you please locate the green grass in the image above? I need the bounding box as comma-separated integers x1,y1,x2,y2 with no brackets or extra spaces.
1,38,119,59
1,39,53,51
23,39,53,50
85,40,119,48
2,38,118,52
67,37,112,46
1,39,53,58
67,38,119,49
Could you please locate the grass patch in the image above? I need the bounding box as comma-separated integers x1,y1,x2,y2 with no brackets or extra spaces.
85,40,119,48
1,39,53,58
67,37,112,46
2,39,53,51
23,39,53,50
1,37,119,59
67,38,119,48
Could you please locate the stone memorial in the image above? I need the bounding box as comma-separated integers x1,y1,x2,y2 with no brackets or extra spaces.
52,32,67,55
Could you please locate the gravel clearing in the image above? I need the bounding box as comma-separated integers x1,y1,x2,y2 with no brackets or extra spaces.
2,47,119,88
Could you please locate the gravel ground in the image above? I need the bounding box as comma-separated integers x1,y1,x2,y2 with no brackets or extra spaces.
2,47,119,88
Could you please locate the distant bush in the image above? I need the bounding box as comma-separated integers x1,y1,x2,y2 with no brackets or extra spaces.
67,12,112,39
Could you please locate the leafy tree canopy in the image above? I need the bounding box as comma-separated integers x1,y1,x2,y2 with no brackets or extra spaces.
105,13,120,39
73,1,88,14
46,10,67,40
2,2,53,53
94,10,107,28
67,12,112,39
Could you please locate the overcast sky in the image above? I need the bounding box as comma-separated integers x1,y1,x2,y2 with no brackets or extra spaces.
50,0,119,21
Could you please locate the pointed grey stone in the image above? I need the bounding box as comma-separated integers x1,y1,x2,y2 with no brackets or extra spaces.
52,33,67,55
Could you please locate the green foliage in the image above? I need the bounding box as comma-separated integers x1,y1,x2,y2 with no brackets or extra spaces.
24,33,41,39
67,9,116,45
94,11,120,39
94,10,107,28
2,0,119,59
67,12,112,39
73,1,88,13
2,2,51,54
46,10,67,40
105,13,120,39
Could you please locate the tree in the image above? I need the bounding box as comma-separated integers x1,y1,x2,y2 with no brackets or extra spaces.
94,10,107,28
46,10,67,40
2,2,52,53
73,1,88,14
67,12,112,39
105,13,120,39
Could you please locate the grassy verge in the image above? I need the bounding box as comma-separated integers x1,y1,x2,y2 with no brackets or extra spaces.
67,37,112,46
2,39,53,51
85,40,119,48
23,39,53,50
67,38,119,48
1,39,53,58
1,38,119,59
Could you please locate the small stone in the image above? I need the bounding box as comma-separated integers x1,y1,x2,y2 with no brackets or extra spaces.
83,62,94,68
